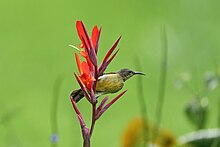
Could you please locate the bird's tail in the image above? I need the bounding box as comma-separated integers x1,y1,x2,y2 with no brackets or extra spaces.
70,89,85,103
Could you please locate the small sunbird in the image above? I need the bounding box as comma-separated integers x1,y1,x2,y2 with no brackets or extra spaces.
71,68,145,102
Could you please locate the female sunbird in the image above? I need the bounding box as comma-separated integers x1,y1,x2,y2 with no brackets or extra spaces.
71,68,145,102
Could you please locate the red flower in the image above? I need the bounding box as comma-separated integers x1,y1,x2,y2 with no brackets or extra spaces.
76,20,101,53
76,21,101,68
76,20,121,76
75,53,95,90
74,20,121,90
79,49,94,74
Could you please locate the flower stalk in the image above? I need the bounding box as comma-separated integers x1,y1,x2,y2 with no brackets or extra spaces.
70,20,126,147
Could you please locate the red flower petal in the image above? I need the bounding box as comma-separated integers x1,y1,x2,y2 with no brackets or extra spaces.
75,53,81,74
92,26,99,49
81,61,90,75
76,21,92,50
80,50,94,73
80,50,87,58
76,21,85,43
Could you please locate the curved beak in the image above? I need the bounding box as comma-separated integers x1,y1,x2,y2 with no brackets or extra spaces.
134,71,145,76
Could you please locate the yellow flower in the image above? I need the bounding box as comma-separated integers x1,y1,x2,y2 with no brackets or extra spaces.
121,118,176,147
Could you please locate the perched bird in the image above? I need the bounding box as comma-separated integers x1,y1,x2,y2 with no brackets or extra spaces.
71,68,145,103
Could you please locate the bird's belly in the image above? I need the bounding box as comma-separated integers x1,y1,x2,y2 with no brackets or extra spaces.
96,74,124,94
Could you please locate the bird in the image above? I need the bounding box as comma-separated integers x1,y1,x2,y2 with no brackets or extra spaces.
71,68,145,103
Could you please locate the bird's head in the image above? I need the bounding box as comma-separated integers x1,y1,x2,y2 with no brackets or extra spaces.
118,68,145,81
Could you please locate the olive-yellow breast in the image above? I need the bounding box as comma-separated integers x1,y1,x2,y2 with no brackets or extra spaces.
96,73,124,94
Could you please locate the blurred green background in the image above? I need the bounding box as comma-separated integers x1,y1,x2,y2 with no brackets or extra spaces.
1,0,220,146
